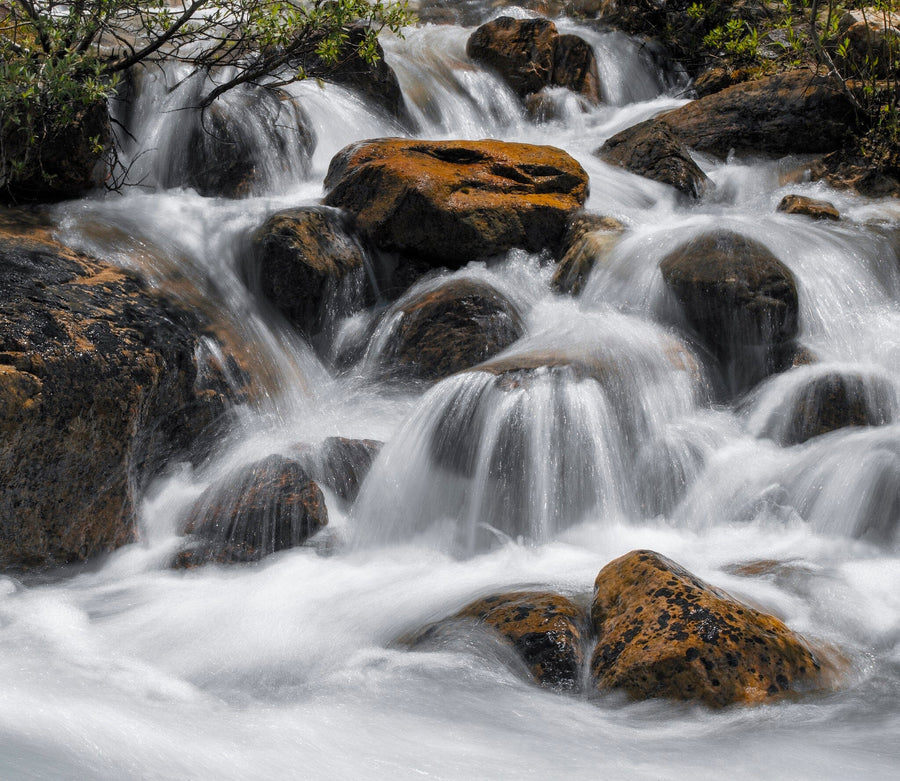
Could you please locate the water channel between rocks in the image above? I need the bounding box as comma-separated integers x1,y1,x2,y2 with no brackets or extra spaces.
1,10,899,781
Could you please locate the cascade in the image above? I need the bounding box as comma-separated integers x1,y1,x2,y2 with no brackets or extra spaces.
2,7,899,779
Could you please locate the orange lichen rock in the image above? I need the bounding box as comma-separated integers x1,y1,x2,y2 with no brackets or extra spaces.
590,550,827,707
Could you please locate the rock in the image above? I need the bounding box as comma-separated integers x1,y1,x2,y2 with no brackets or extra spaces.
317,436,383,504
0,209,231,567
839,8,900,78
179,455,328,565
324,138,588,267
810,151,900,198
590,550,828,706
466,17,600,104
411,591,589,689
1,97,109,203
777,371,894,446
659,230,799,396
598,119,710,199
552,215,625,295
183,87,314,198
374,279,525,383
693,67,754,97
777,194,840,221
466,17,560,98
553,34,602,104
248,207,370,338
660,71,857,158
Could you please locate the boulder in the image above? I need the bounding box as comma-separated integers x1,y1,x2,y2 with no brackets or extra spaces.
466,16,561,98
775,371,894,446
466,17,600,104
1,97,109,203
323,138,588,267
178,454,328,565
374,279,525,383
410,591,588,689
660,71,857,158
248,207,370,338
659,230,799,396
598,119,710,199
552,214,626,295
693,67,754,97
590,550,828,706
839,8,900,78
777,194,840,221
0,209,231,567
183,87,315,198
316,436,383,504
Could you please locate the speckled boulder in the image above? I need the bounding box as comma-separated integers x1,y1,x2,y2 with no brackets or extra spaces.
777,194,840,221
590,550,826,707
324,138,588,267
412,590,588,689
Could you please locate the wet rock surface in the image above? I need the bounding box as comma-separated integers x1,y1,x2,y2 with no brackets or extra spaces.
660,230,799,396
179,455,328,566
598,119,710,199
316,436,383,504
466,17,601,104
0,210,231,567
410,590,589,689
590,550,828,706
324,138,588,267
552,214,626,295
660,71,857,158
777,194,840,221
249,206,370,338
374,279,525,383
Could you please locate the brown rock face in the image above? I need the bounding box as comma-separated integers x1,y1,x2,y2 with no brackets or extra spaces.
590,550,827,707
552,214,625,295
0,210,230,567
249,207,369,338
324,138,588,267
598,119,710,199
777,194,840,221
412,591,588,689
180,455,328,565
376,279,525,383
661,71,857,157
660,230,799,396
466,17,601,104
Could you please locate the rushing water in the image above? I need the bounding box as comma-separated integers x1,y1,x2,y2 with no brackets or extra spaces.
2,8,900,780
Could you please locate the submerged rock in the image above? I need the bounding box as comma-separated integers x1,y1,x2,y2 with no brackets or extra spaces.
552,214,626,295
466,17,601,104
590,550,829,707
248,206,370,339
598,119,710,199
324,138,588,267
660,71,857,158
777,194,840,221
660,230,799,396
179,455,328,566
0,210,231,567
373,279,525,383
316,436,383,504
412,591,588,689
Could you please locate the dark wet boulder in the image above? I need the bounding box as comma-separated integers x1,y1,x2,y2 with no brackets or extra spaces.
324,138,588,268
598,119,710,199
660,71,857,158
178,455,328,566
316,436,383,504
770,371,895,446
248,207,370,338
374,279,525,383
466,17,600,104
0,210,232,567
552,214,625,295
659,230,799,396
590,550,829,707
1,97,109,204
777,194,840,221
409,590,589,689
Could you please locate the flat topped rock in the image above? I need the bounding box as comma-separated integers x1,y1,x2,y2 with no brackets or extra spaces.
590,550,832,707
324,138,588,267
